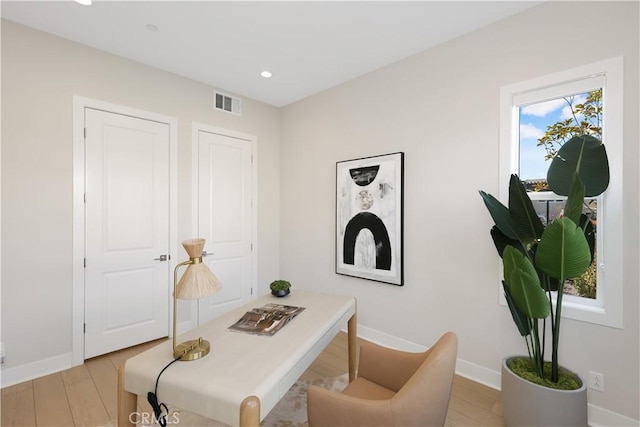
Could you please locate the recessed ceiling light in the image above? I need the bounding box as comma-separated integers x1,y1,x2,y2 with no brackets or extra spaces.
146,24,159,32
74,0,92,5
261,71,273,79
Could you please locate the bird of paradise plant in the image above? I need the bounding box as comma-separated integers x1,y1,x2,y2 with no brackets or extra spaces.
479,134,609,384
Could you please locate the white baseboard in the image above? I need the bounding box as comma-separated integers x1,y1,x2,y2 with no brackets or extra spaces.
355,324,639,427
455,357,502,390
2,324,185,389
588,404,640,427
356,325,426,352
1,352,73,388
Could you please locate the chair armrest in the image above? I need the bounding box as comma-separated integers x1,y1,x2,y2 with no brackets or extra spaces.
357,340,427,392
307,384,394,427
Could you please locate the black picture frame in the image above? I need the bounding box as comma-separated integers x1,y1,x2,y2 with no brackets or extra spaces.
335,152,404,286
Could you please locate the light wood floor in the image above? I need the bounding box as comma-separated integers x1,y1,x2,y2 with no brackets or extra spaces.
1,332,504,426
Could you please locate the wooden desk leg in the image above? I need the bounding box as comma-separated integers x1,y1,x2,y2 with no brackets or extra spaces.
348,310,357,382
118,362,137,427
240,395,260,427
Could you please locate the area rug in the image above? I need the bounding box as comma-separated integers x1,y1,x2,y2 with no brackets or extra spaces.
158,374,349,427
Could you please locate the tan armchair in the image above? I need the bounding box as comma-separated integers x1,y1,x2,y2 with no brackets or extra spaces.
307,332,458,427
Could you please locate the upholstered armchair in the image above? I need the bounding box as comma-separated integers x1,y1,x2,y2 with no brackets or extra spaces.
307,331,458,427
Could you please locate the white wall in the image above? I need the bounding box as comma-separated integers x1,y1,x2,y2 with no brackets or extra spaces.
280,1,639,422
0,20,281,371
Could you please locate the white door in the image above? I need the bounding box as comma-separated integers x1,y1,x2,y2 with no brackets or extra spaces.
84,108,170,359
196,129,254,323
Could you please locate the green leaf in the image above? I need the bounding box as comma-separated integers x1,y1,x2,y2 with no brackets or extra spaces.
479,191,519,240
536,217,592,281
563,172,585,225
509,175,544,242
510,269,550,319
490,226,526,258
503,281,532,337
547,135,609,197
502,245,523,293
503,246,550,319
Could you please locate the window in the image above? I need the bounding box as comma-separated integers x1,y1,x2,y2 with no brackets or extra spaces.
521,89,601,302
499,57,623,328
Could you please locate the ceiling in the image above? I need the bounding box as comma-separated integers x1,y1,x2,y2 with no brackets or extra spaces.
1,1,540,107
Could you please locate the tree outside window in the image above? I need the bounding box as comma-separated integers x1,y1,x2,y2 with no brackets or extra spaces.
518,89,602,299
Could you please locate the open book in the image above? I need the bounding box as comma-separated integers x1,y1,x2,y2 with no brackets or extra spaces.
228,303,306,336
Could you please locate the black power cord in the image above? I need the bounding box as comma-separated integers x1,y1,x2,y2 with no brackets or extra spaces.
147,356,180,427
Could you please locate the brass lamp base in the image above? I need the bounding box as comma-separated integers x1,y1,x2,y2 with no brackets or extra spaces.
173,337,210,361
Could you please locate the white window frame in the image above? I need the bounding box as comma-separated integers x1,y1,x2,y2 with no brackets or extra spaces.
499,57,623,329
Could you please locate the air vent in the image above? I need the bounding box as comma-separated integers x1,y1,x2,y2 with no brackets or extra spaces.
215,92,241,115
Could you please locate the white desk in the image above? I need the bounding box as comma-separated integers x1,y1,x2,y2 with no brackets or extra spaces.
118,291,357,426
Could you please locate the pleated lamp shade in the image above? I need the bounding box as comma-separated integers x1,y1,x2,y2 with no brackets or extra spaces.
175,238,222,300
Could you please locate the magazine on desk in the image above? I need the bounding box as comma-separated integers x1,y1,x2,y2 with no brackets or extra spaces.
228,303,306,336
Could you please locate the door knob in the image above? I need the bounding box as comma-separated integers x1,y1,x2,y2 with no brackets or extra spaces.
154,255,168,261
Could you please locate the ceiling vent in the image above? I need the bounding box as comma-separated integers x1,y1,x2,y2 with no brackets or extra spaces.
215,92,241,115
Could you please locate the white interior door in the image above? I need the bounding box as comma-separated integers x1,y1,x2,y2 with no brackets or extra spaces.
196,129,254,323
84,108,170,359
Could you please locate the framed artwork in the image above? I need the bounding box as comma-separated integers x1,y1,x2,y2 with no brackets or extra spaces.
336,152,404,286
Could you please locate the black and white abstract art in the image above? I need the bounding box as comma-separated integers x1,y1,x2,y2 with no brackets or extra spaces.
336,152,404,286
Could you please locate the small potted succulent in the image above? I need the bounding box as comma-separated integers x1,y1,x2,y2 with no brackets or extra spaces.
270,280,291,297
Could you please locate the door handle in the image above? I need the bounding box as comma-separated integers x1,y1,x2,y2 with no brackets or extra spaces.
154,255,168,261
202,251,213,257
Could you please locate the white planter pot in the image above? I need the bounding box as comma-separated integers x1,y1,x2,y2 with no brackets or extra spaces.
501,356,587,427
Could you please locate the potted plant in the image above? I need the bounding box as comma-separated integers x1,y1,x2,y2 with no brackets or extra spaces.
270,280,291,297
479,134,609,426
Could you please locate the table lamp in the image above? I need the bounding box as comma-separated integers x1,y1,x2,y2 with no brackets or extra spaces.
173,238,222,361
